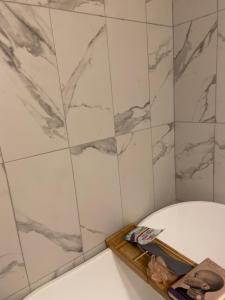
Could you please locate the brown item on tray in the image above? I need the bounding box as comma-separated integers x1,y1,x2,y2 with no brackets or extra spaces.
147,255,178,287
106,224,197,300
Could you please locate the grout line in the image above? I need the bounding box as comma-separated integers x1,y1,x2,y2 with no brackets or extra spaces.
213,0,219,203
3,286,30,300
1,0,173,27
0,151,31,289
172,0,178,203
173,10,218,27
4,147,69,164
105,16,125,226
4,120,225,166
29,254,84,287
48,8,85,260
144,15,157,212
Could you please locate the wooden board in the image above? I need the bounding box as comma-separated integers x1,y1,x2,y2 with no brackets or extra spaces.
106,224,197,300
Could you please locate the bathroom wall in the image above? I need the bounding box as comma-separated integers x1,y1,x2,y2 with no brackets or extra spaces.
0,1,175,299
174,0,225,206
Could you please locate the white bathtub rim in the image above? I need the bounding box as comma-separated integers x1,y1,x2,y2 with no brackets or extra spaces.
139,201,225,226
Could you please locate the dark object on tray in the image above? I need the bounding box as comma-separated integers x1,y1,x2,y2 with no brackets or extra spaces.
106,224,197,300
139,243,193,276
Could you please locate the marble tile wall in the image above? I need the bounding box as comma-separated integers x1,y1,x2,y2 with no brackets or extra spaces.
174,1,225,206
0,1,175,299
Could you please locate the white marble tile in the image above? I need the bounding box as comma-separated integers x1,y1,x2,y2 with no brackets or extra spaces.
51,11,114,147
0,3,67,162
173,0,217,25
219,0,225,10
107,19,150,135
174,15,217,123
146,0,172,26
30,255,84,291
84,242,106,261
0,164,28,300
175,123,214,203
4,0,105,15
5,287,30,300
6,149,82,283
0,149,3,163
70,137,123,252
148,25,174,126
117,129,154,224
215,124,225,205
152,124,175,210
217,10,225,123
105,0,146,22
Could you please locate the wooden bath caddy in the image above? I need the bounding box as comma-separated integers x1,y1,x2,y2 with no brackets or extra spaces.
106,224,197,300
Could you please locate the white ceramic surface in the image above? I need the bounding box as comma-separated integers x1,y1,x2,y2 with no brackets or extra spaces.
24,201,225,300
140,201,225,268
24,250,163,300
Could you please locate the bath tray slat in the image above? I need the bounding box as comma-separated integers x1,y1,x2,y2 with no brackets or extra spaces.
106,224,197,300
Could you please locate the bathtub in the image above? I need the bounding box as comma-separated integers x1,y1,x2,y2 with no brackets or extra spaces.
25,201,225,300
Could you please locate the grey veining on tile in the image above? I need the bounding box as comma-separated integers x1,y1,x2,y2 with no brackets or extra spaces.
148,25,173,126
0,2,67,161
215,124,225,205
152,123,174,165
174,15,217,123
0,148,3,164
173,0,217,25
107,18,150,136
71,137,123,252
51,11,114,146
0,256,24,283
61,25,104,115
70,137,116,156
176,123,214,202
217,10,225,123
117,129,154,224
115,102,150,135
0,164,28,300
4,0,105,15
6,149,82,283
152,124,175,209
16,213,82,253
146,0,172,26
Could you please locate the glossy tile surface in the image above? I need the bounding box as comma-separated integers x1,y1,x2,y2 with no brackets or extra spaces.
152,124,175,209
215,124,225,205
71,137,123,252
105,0,146,22
146,0,172,26
0,2,67,161
217,10,225,123
219,0,225,10
0,164,28,300
51,11,114,147
176,123,214,203
174,14,217,123
107,18,150,135
173,0,217,25
117,129,154,224
6,150,82,283
4,0,105,15
148,25,173,126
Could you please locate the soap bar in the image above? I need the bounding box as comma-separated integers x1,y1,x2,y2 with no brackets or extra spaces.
124,226,164,245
